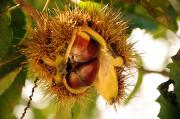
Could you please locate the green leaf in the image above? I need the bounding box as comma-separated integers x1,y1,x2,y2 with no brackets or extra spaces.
125,11,158,33
157,49,180,119
28,0,52,10
0,12,13,60
5,7,30,56
71,91,98,119
78,1,101,10
0,67,21,95
0,68,27,119
0,54,25,79
0,1,28,70
116,0,178,32
33,108,47,119
0,0,13,12
0,5,28,80
55,89,98,119
33,103,56,119
157,79,180,119
168,49,180,102
167,0,180,15
11,8,27,45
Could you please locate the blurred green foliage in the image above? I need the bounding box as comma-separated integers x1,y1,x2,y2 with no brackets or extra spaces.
0,12,13,59
0,69,27,119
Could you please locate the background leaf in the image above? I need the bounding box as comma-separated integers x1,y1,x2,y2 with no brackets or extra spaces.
95,0,179,38
11,7,28,45
33,103,56,119
157,50,180,119
0,0,13,12
0,54,25,79
168,49,180,101
117,0,178,31
0,12,13,60
0,68,27,119
0,67,21,95
71,91,98,119
55,89,98,119
0,0,27,80
157,79,180,119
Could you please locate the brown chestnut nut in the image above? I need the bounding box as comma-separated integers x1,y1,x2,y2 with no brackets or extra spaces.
73,39,100,63
67,58,100,89
70,31,100,63
70,31,90,55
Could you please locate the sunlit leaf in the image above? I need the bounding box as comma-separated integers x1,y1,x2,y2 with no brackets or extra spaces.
0,68,21,95
71,91,98,119
27,0,45,10
0,68,27,119
55,89,98,119
33,108,47,119
0,54,25,79
33,101,57,119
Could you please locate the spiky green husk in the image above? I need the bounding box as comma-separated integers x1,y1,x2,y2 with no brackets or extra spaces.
20,5,136,105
